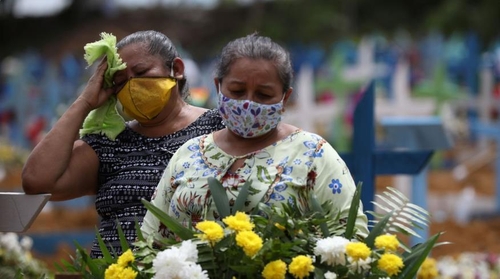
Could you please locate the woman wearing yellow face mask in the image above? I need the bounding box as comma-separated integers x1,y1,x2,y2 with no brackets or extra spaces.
21,30,225,258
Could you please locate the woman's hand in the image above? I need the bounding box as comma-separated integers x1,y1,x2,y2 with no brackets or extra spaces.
77,59,115,110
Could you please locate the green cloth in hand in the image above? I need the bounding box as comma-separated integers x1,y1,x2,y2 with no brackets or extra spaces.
79,32,127,141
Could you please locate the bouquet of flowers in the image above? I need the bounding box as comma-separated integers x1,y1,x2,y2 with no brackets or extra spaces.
58,180,443,279
0,232,50,279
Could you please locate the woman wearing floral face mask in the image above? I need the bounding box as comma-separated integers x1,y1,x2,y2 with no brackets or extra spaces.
141,33,369,240
22,30,225,258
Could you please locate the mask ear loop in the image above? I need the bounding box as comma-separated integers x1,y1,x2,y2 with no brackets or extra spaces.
170,61,175,78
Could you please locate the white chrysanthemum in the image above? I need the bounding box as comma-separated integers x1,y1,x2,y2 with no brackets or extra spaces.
314,236,350,266
179,240,198,263
324,271,338,279
347,256,372,273
152,248,188,279
152,241,205,279
0,233,22,255
20,236,33,251
179,262,209,279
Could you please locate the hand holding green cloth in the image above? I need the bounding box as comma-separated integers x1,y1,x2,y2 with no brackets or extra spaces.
79,32,127,141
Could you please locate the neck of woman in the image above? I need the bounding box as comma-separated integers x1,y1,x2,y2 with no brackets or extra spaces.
215,125,284,157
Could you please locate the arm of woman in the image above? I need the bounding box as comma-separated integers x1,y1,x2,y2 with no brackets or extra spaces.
312,141,369,238
22,61,113,200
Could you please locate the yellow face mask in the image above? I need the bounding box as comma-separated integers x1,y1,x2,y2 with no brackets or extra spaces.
117,77,177,122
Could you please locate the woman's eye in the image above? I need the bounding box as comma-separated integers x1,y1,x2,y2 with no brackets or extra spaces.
258,93,273,99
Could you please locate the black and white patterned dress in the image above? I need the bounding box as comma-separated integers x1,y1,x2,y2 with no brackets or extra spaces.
81,109,225,258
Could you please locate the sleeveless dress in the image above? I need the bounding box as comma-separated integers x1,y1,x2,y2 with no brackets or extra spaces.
81,109,225,258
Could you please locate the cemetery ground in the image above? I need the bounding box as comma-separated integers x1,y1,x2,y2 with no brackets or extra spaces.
1,141,499,271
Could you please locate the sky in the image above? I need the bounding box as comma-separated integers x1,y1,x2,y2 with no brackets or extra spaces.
11,0,241,17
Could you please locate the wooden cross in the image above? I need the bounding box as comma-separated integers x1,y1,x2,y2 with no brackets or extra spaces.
339,82,434,215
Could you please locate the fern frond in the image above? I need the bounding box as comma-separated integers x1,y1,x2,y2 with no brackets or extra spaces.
371,187,431,239
405,203,430,215
387,222,421,238
375,194,401,211
399,211,429,226
386,187,410,202
371,201,392,213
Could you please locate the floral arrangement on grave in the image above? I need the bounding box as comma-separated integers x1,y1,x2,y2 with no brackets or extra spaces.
58,180,444,279
0,232,50,279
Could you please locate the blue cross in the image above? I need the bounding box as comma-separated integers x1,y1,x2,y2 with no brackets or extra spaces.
339,82,434,214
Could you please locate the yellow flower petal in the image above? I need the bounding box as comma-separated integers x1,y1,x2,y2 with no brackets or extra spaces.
345,242,371,261
235,231,263,257
375,234,400,252
288,255,314,279
262,260,287,279
378,253,404,276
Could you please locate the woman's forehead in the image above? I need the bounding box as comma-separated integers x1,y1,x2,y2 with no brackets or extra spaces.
226,58,278,77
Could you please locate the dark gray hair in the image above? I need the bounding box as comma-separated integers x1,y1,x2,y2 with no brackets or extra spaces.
214,33,293,93
116,30,189,98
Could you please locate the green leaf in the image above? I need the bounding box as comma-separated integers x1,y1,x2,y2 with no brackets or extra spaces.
344,182,362,239
399,232,442,279
207,177,231,218
364,212,392,248
307,192,329,237
233,180,252,213
135,217,145,241
95,227,113,261
142,199,194,240
74,242,103,277
116,219,130,252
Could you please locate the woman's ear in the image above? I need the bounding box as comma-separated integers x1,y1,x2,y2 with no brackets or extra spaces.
283,87,293,107
172,57,185,79
214,78,221,92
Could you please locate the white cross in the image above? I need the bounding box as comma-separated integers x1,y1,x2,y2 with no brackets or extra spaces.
376,59,435,117
343,37,390,82
283,64,341,136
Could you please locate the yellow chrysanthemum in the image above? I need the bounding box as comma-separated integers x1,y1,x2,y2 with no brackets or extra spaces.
378,253,404,276
274,223,286,231
196,220,224,244
117,249,135,267
288,255,314,279
105,264,121,279
105,264,137,279
418,257,439,279
119,267,138,279
262,259,287,279
223,212,254,232
374,234,400,252
235,230,263,257
345,242,371,261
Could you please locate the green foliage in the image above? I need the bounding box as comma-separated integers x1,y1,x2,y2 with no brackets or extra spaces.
59,180,444,278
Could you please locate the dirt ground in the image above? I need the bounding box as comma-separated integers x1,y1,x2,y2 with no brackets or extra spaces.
2,153,500,271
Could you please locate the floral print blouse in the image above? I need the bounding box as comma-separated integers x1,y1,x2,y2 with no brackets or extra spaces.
141,129,368,239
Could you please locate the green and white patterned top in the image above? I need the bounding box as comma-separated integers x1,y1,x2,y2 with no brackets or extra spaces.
142,129,369,239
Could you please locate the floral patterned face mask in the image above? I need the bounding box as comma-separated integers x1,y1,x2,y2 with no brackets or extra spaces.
217,90,284,138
